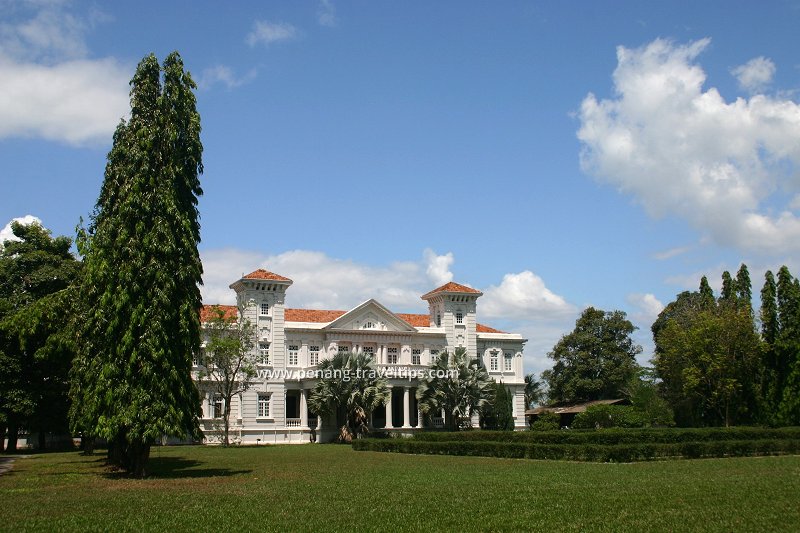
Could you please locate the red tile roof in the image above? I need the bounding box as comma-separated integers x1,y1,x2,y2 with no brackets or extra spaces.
285,309,346,322
200,304,238,322
242,269,292,282
201,305,505,333
421,281,482,299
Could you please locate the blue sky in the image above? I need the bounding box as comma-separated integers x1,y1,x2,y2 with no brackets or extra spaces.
2,1,799,374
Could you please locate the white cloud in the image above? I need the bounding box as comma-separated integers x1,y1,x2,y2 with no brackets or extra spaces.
201,248,447,311
626,293,664,324
577,38,800,256
731,56,776,93
317,0,337,27
481,271,574,320
423,248,453,286
197,64,257,90
0,214,42,245
0,2,129,145
652,245,692,260
246,20,297,47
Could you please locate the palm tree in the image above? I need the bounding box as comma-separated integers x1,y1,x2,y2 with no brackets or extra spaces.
307,350,389,442
524,373,544,410
416,347,494,431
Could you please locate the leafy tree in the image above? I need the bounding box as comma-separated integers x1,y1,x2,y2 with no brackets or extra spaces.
0,221,81,451
530,411,560,431
307,351,389,442
653,287,762,427
417,347,494,431
197,305,257,446
524,372,544,409
542,307,641,403
624,370,675,427
774,267,800,424
71,52,203,476
480,381,514,430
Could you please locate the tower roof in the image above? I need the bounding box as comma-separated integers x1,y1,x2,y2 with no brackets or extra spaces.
421,281,482,300
242,269,292,282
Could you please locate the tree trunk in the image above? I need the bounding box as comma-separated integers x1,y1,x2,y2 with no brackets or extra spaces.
5,420,18,452
223,406,230,447
81,435,96,455
108,433,127,469
0,423,6,451
128,441,151,478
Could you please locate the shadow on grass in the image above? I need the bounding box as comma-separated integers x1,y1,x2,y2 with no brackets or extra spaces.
103,456,252,479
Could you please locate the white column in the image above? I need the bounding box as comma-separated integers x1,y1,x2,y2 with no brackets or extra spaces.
316,415,322,430
402,387,411,428
417,408,422,429
300,388,308,428
385,386,393,428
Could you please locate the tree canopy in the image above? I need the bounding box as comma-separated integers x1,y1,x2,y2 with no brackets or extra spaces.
70,52,203,476
542,307,641,403
0,221,81,451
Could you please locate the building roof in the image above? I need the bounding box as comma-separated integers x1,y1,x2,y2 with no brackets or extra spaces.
421,281,482,299
242,269,292,282
525,398,629,416
200,304,238,322
200,305,505,333
285,309,347,323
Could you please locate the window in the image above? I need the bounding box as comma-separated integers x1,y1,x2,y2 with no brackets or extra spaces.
363,321,374,329
490,351,499,371
505,352,513,371
257,394,271,418
192,353,200,367
338,344,350,354
310,345,320,366
288,344,299,366
258,342,270,365
213,395,224,418
411,348,421,365
436,313,441,327
456,312,463,324
363,346,375,360
260,302,269,316
387,347,398,364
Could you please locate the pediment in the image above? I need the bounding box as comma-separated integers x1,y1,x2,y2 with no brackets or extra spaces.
323,299,417,333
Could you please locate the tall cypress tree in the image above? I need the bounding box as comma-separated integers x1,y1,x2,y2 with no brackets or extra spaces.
761,271,778,346
720,271,735,302
735,264,753,316
699,276,715,308
72,52,203,476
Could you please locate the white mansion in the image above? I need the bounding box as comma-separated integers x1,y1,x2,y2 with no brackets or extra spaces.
195,269,527,444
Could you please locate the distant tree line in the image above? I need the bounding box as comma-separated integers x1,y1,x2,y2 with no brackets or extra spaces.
536,264,799,428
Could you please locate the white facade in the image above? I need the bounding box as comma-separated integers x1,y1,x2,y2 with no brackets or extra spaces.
194,269,527,444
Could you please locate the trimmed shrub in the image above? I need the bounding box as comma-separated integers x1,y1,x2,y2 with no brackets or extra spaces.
353,437,800,462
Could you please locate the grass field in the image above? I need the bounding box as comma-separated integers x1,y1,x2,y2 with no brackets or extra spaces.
1,445,799,532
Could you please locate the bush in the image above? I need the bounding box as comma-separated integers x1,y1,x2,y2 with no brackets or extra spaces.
353,437,800,462
572,405,649,429
530,411,560,431
412,426,800,445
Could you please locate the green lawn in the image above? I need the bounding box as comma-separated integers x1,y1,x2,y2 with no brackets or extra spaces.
1,445,799,532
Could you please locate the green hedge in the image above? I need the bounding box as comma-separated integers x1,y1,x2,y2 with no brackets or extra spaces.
411,427,800,445
352,438,800,462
